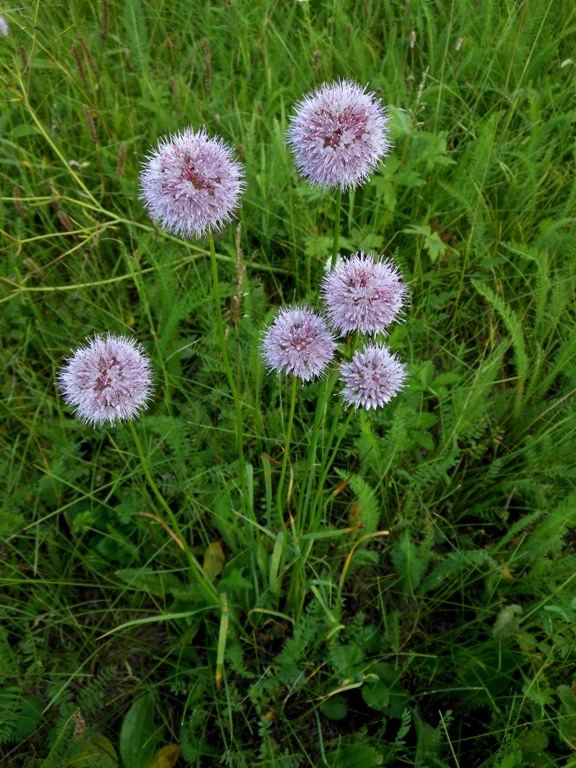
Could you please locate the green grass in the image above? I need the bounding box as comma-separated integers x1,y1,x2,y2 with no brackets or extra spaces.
1,0,576,766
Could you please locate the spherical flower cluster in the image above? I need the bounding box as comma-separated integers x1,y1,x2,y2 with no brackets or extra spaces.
0,14,9,36
58,334,154,427
321,251,407,336
261,306,336,382
287,79,390,190
139,126,245,238
339,343,407,410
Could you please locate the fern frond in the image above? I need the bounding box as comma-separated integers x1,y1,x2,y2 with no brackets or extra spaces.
334,469,380,535
472,279,528,408
123,0,149,73
442,341,509,452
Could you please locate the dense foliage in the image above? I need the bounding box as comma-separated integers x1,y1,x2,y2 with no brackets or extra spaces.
1,1,575,766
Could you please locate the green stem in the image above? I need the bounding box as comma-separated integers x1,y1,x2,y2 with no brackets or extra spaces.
331,188,343,269
276,375,298,533
208,236,266,585
299,185,345,528
308,402,350,532
128,420,218,604
208,234,250,513
305,184,343,523
297,367,338,534
317,408,354,514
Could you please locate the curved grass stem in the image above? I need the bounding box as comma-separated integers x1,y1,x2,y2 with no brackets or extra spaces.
127,420,219,605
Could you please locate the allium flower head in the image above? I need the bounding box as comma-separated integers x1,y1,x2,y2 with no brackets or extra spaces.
340,344,407,410
58,334,154,427
0,14,9,36
139,126,245,238
321,251,407,336
287,79,390,190
261,306,336,382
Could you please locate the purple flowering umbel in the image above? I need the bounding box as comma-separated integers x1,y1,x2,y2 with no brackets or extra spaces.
58,334,153,427
321,251,407,336
261,306,336,382
139,126,245,238
339,343,407,410
287,80,391,190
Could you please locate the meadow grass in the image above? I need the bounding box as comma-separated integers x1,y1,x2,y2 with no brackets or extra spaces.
1,0,576,766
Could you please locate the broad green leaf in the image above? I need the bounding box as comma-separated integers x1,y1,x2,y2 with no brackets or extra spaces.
325,743,383,768
115,569,183,598
320,696,348,721
68,733,119,768
361,680,390,711
119,694,159,768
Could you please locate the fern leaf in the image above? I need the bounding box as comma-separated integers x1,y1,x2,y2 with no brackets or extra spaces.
517,493,576,561
418,549,497,595
123,0,149,73
334,469,380,534
391,530,428,597
472,278,528,391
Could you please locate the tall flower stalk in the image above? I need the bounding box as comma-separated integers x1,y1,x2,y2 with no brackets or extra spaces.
261,305,337,529
140,126,258,525
57,334,219,605
266,78,405,614
208,233,252,517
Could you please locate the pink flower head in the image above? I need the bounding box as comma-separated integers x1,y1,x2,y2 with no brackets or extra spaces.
287,80,391,190
261,306,336,382
340,344,407,410
58,334,154,427
321,251,407,336
139,126,245,238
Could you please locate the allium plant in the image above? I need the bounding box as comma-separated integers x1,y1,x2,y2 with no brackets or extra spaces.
321,251,407,336
58,334,153,427
261,306,336,381
339,343,407,410
287,79,391,190
0,14,9,36
139,126,245,238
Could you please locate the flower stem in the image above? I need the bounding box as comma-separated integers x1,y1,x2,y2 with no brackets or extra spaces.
310,406,354,530
331,188,343,269
208,236,267,584
276,375,298,533
127,420,218,604
297,367,338,534
208,234,251,514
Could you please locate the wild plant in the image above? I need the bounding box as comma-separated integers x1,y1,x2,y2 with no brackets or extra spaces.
1,2,576,766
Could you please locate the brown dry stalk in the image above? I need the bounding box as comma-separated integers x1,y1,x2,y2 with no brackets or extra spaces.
229,223,244,322
56,209,75,232
13,186,27,220
72,44,90,90
82,104,98,146
102,0,109,41
138,511,185,551
203,37,212,96
18,44,28,73
115,141,128,178
312,50,320,78
77,33,98,75
169,76,179,102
